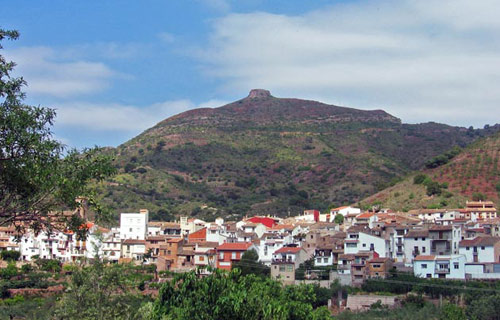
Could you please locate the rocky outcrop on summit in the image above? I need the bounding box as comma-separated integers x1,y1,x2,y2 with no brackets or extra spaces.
247,89,272,99
162,89,400,127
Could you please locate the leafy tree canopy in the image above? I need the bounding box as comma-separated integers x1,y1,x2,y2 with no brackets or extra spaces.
232,249,270,277
148,268,331,320
0,29,115,234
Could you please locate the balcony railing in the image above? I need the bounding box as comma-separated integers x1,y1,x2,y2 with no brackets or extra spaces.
435,266,450,274
430,234,451,240
431,248,451,255
272,258,294,264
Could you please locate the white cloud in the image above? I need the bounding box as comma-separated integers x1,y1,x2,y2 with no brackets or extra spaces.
158,32,176,43
198,0,230,12
197,0,500,127
54,100,197,132
5,46,123,98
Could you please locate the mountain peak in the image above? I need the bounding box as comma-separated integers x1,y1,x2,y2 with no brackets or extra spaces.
247,89,272,99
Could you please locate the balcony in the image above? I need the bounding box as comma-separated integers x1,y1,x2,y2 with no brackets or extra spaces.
338,264,350,271
430,234,451,241
412,250,420,257
431,248,451,255
435,266,450,274
272,258,294,264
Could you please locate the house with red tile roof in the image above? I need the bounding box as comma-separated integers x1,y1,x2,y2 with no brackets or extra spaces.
216,242,256,270
271,246,309,284
188,227,207,243
247,216,279,228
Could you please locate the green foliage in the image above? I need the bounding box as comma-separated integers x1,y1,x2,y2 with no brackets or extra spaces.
149,268,331,320
425,146,461,169
0,250,20,261
439,303,466,320
34,258,61,273
232,249,269,277
334,214,344,224
0,296,57,320
413,174,428,185
425,180,442,196
466,294,500,320
0,262,18,279
54,261,152,320
472,192,486,201
0,29,116,232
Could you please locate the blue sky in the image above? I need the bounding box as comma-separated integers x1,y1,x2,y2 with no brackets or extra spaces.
2,0,500,148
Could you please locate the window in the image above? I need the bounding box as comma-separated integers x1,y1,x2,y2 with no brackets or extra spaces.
231,252,236,259
421,264,427,269
362,243,366,247
466,247,470,250
279,265,286,272
454,262,459,269
481,246,485,250
317,258,321,263
219,252,224,260
422,247,426,253
199,256,205,262
287,265,293,272
129,228,133,232
323,258,328,263
422,237,426,241
414,238,418,241
426,274,432,278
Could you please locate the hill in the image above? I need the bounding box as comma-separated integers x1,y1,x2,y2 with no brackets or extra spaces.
96,89,498,221
362,131,500,211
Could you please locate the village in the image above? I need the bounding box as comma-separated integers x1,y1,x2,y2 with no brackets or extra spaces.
1,200,499,288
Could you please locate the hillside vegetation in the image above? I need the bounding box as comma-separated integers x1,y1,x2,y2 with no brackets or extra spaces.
363,131,500,211
97,90,498,220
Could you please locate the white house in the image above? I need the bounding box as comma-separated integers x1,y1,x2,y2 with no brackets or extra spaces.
459,236,500,263
403,229,431,266
121,239,146,261
413,255,466,279
120,209,149,240
344,231,390,258
330,206,361,220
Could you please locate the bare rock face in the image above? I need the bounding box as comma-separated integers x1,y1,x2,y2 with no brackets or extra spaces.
247,89,272,99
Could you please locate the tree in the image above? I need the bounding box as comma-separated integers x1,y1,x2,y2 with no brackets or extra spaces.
466,294,500,320
0,29,115,234
472,192,486,201
148,268,331,320
413,174,428,185
334,214,344,224
439,303,466,320
0,250,20,261
54,261,150,320
232,249,269,277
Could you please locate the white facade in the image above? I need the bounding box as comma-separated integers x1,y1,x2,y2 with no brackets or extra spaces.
314,251,334,267
403,235,431,266
414,255,466,279
344,232,389,257
120,210,149,240
330,206,361,219
256,239,285,266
